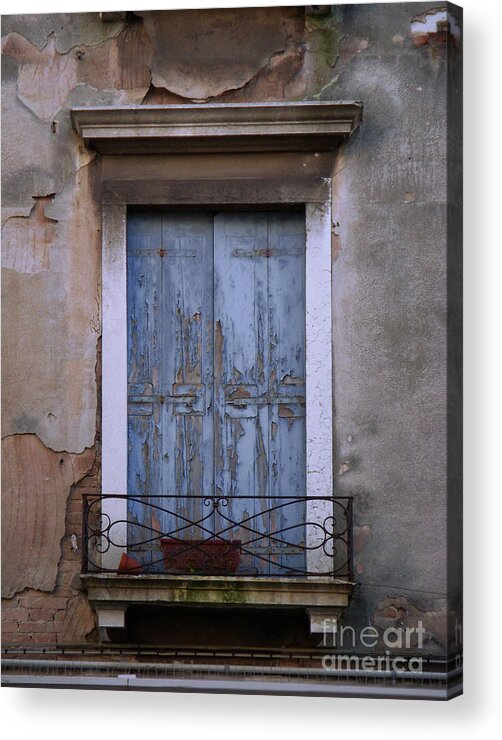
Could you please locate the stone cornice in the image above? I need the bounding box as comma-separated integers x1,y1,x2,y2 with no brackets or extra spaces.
71,101,363,154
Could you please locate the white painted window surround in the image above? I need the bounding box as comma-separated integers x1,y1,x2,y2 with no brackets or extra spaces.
101,202,333,572
72,102,362,573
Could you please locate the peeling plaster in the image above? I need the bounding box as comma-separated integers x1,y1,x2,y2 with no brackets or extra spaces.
1,12,124,54
66,82,150,110
2,22,153,123
338,35,369,66
353,524,371,574
1,64,95,209
410,8,461,48
301,8,340,96
155,8,305,103
137,7,296,101
2,96,65,209
2,34,79,122
75,20,153,97
58,593,96,643
1,434,95,598
374,595,449,649
2,162,100,452
2,196,57,273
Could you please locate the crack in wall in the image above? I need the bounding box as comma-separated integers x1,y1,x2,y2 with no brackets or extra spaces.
0,12,125,55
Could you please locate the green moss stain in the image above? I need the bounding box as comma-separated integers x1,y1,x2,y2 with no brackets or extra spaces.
304,8,341,97
174,579,246,605
307,11,339,68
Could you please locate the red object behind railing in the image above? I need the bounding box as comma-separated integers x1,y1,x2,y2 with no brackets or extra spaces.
160,538,241,575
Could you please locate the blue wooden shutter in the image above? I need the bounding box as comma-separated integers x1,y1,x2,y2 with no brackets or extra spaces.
127,210,306,574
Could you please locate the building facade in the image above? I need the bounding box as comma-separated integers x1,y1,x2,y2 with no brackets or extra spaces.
1,4,462,696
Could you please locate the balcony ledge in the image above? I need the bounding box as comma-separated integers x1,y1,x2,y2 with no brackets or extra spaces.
82,573,354,642
82,573,353,609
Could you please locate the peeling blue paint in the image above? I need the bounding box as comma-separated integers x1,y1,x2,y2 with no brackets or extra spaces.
127,211,306,574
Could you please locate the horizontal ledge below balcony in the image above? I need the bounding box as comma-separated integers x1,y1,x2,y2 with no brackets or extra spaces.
81,574,353,609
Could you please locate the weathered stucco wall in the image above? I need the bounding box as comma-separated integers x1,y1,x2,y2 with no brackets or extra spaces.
326,2,462,651
1,4,461,651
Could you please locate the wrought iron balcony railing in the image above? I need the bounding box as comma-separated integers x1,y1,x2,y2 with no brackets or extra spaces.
82,494,353,579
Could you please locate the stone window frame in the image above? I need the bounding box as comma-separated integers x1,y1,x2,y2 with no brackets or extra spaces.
72,102,363,573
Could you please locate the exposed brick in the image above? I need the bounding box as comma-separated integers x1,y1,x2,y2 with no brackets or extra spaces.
28,608,55,621
64,557,81,568
78,473,99,485
52,586,77,598
1,632,21,644
66,494,80,502
60,549,80,563
31,633,55,645
2,620,20,634
1,607,29,621
1,597,20,606
18,595,69,610
18,621,56,633
74,486,99,495
65,512,83,527
56,577,79,593
381,606,399,618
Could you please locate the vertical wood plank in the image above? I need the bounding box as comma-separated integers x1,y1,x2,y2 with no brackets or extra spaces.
268,211,306,574
127,212,163,567
161,213,214,541
214,212,269,573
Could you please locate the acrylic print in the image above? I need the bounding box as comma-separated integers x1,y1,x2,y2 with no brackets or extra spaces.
1,3,463,699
